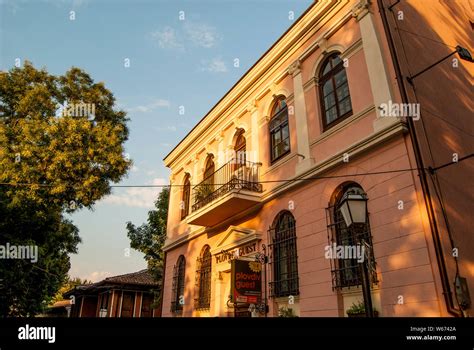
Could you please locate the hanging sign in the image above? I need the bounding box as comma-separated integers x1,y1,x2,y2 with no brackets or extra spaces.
215,242,257,264
231,259,262,304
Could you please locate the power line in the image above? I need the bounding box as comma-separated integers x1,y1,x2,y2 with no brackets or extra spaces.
0,155,470,189
431,153,473,172
421,106,474,138
0,168,418,188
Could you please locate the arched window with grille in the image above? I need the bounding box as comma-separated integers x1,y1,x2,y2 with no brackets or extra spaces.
181,174,191,220
269,211,299,297
329,184,377,289
195,245,212,310
269,97,290,163
319,53,352,130
171,255,186,313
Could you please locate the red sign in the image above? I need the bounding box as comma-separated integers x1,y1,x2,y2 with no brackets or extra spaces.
231,259,262,304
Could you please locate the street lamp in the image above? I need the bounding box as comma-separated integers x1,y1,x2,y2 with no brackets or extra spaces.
339,190,375,318
339,191,368,226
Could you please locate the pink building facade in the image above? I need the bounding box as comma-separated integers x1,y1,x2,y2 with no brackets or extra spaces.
161,0,473,317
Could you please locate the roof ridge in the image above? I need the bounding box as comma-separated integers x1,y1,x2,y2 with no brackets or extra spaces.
104,268,149,281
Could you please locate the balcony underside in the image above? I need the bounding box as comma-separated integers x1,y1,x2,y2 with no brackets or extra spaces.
187,190,261,227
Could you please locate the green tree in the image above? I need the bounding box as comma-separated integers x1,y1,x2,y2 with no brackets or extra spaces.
0,61,131,210
126,187,169,305
51,276,91,304
0,190,81,316
0,62,131,316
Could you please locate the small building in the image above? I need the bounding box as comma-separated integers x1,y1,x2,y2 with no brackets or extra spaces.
39,300,73,317
64,269,160,317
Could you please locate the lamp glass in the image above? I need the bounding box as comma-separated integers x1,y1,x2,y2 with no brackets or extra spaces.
339,201,352,227
349,198,367,224
339,193,367,226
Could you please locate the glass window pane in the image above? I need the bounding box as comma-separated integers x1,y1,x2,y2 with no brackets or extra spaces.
332,55,342,66
336,84,350,101
323,80,333,96
334,70,347,88
282,124,289,140
273,99,287,115
326,106,338,124
322,62,331,75
324,93,336,109
282,139,290,153
270,117,278,130
338,97,352,115
273,130,281,144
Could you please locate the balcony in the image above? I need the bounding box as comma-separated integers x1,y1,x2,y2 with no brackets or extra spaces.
188,158,263,226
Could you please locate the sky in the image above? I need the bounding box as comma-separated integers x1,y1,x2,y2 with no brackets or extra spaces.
0,0,312,282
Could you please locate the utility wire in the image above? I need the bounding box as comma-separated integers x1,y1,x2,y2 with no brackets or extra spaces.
0,154,470,188
0,168,419,188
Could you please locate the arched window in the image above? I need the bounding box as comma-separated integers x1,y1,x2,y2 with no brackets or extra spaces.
181,174,191,220
269,97,290,163
332,184,376,288
319,53,352,129
171,255,186,312
234,130,246,169
269,211,299,297
195,245,211,309
203,155,215,185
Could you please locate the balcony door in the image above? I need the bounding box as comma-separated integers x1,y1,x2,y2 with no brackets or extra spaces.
234,131,246,171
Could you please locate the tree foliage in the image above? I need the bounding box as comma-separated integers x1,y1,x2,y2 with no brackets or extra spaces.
0,62,130,316
51,276,91,304
0,190,81,316
0,61,131,210
126,187,169,299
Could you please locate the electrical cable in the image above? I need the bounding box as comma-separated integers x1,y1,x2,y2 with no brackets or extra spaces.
0,154,469,189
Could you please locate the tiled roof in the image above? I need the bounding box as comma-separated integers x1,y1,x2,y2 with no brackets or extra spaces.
102,269,160,286
63,269,160,297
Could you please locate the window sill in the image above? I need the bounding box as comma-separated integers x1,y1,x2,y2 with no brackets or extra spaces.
310,105,375,148
262,152,297,177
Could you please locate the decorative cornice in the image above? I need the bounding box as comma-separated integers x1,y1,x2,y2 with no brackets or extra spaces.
288,60,302,76
352,0,371,21
318,38,329,54
246,100,258,114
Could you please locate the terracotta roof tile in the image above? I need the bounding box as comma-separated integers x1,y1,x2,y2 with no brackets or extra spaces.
102,269,160,286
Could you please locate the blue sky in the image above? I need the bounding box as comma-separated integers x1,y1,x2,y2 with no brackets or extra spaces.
0,0,312,282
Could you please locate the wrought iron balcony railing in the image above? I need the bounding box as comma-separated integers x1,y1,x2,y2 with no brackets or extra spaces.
191,158,263,212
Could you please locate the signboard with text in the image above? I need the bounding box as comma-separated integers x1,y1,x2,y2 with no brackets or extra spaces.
231,259,262,304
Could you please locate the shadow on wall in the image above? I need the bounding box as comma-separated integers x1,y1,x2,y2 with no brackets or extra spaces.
383,0,474,312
